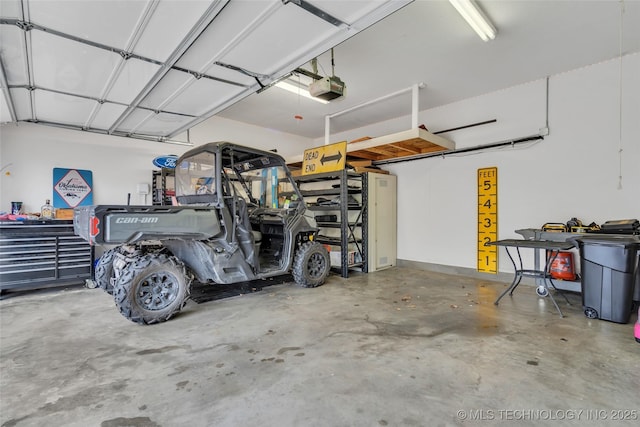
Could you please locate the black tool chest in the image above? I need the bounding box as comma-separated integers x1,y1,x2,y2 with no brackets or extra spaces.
0,220,93,294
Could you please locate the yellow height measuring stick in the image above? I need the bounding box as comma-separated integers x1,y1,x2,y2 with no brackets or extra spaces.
477,167,498,273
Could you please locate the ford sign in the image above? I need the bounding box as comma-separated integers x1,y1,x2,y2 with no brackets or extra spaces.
153,155,178,169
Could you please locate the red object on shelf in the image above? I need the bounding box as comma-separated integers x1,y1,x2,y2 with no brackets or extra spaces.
548,251,576,280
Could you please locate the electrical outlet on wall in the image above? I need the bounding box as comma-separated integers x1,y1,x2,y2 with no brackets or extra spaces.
137,183,150,195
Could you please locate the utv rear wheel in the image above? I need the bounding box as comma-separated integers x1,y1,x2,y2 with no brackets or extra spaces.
95,247,121,295
113,254,190,325
293,242,330,288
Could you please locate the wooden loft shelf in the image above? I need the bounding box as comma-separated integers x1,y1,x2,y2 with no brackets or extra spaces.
345,128,454,161
286,128,455,166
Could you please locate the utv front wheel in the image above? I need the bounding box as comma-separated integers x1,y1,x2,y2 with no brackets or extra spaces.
113,254,190,325
293,242,330,288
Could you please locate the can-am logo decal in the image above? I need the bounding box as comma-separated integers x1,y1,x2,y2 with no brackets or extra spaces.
153,155,178,169
114,217,159,224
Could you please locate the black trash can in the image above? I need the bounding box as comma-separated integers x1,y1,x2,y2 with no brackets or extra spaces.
635,252,640,303
572,236,640,324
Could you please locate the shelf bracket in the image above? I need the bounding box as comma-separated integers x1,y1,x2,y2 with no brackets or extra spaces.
324,83,425,145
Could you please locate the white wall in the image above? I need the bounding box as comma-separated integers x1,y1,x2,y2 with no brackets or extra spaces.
0,116,313,213
187,116,314,160
1,56,638,274
318,54,640,273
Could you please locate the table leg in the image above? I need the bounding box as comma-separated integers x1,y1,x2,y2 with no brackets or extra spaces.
509,247,524,296
494,247,522,306
544,279,565,317
544,250,566,317
548,279,571,305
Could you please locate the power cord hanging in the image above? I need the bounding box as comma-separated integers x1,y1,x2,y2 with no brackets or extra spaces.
617,0,624,190
331,48,335,76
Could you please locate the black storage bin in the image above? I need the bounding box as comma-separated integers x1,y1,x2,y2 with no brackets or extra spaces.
635,253,640,302
573,236,639,324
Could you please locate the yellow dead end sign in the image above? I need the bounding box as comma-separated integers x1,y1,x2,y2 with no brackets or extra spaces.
302,141,347,175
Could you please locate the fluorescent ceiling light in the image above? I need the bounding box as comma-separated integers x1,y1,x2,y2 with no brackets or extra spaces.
274,80,330,104
449,0,497,42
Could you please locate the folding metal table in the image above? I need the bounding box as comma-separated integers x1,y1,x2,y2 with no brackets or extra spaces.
487,239,575,317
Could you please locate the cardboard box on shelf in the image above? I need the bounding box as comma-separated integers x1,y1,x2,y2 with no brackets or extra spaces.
353,167,389,174
347,159,372,167
330,249,362,267
55,208,74,220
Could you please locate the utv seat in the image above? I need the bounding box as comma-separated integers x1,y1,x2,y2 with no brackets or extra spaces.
232,197,261,269
252,230,262,245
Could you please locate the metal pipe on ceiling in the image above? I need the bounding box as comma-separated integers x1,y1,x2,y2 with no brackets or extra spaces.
21,119,193,146
432,119,497,135
0,17,251,89
21,0,35,121
0,60,17,122
7,84,196,118
283,0,346,27
373,134,545,166
0,18,162,66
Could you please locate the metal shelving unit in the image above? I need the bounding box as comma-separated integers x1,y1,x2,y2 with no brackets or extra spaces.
0,220,93,294
152,168,175,205
294,170,368,278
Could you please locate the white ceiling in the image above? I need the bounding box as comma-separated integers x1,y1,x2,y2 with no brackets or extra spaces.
220,0,640,139
1,0,639,143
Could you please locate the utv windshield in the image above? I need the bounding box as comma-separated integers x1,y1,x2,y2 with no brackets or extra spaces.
226,163,297,209
175,151,217,205
222,147,300,209
175,144,302,209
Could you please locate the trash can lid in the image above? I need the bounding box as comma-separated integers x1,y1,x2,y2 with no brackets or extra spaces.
569,235,640,248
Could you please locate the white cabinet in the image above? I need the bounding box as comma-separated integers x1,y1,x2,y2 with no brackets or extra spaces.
367,173,397,271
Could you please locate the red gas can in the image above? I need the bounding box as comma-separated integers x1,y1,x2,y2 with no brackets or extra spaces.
548,251,576,281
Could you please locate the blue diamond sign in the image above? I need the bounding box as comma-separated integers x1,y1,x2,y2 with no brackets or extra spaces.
53,168,93,208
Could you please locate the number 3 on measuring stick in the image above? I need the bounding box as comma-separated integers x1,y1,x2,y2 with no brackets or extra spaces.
477,167,497,273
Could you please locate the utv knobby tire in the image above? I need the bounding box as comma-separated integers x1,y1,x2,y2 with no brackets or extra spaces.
292,241,330,288
95,247,121,295
113,254,190,325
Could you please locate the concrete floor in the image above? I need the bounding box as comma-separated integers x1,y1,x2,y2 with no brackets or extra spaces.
1,267,639,427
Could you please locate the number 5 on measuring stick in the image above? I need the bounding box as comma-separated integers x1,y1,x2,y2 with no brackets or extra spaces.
477,167,497,273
